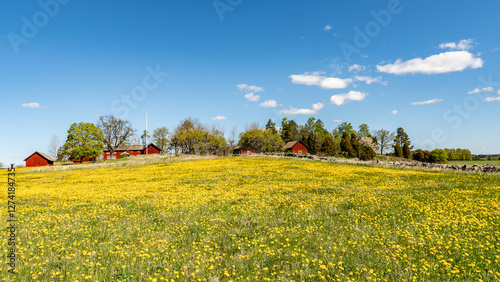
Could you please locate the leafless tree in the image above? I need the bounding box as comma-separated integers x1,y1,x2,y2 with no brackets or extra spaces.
97,115,137,159
372,129,395,155
228,127,238,147
47,135,60,159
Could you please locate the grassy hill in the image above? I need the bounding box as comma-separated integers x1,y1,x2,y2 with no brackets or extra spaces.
2,157,499,281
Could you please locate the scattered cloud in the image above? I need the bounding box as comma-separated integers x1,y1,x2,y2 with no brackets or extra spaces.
391,110,398,115
237,84,264,93
289,72,352,89
22,102,48,109
348,64,365,72
211,116,227,120
411,98,443,106
467,87,494,94
279,102,324,115
312,103,325,111
244,93,260,102
354,75,387,85
259,100,278,108
332,119,343,123
439,39,475,51
324,25,332,31
498,90,500,95
484,96,500,102
376,51,483,75
330,90,367,106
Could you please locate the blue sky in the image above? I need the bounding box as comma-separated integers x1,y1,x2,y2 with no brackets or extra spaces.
1,0,500,165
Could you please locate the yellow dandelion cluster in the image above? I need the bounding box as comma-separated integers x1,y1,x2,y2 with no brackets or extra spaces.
0,157,499,281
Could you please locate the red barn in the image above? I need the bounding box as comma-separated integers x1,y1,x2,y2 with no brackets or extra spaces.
24,152,54,167
233,146,257,155
103,143,162,160
283,140,308,154
142,143,162,155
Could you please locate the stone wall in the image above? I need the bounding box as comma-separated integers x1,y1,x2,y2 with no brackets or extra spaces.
265,153,500,173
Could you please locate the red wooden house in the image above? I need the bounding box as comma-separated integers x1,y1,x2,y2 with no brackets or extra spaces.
24,152,54,167
233,146,257,155
103,143,161,160
283,140,308,154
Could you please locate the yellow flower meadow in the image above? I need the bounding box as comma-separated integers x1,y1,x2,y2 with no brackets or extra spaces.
1,157,499,281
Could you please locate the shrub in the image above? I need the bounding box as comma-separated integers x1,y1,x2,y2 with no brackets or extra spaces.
431,149,448,164
359,145,376,161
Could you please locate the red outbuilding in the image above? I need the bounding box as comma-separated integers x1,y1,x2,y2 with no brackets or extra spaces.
233,146,257,155
103,143,162,160
283,140,309,154
24,152,54,167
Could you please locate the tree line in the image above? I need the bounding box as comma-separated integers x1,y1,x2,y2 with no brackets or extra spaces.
47,115,473,163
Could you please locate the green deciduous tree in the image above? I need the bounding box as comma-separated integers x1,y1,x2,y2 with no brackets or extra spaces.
63,122,104,162
431,149,448,164
336,122,355,137
239,129,284,153
170,118,229,155
358,124,371,138
152,127,169,153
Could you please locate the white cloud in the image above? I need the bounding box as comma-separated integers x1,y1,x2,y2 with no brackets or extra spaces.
498,90,500,95
289,72,352,89
237,84,264,93
348,64,365,72
324,25,332,31
376,51,483,75
411,98,443,106
22,102,48,109
244,93,260,102
211,116,227,120
484,96,500,102
439,39,475,51
279,103,324,115
279,107,317,115
354,75,387,85
330,90,367,106
391,110,398,115
312,103,325,111
259,100,278,108
332,119,343,123
467,87,494,94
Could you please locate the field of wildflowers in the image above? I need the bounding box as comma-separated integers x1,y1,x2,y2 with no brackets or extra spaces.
1,157,499,281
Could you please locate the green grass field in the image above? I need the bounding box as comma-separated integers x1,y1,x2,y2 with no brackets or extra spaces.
2,157,500,281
